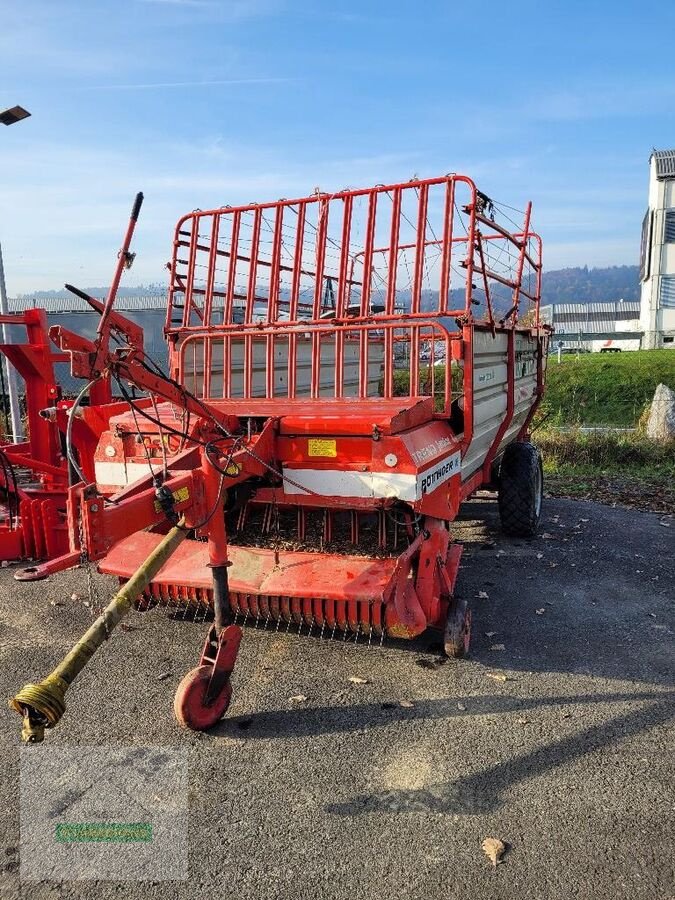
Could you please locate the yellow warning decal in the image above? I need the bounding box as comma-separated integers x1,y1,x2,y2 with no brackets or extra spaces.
153,486,190,513
308,438,337,458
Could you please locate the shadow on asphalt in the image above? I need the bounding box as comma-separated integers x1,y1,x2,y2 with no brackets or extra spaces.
218,689,674,742
322,695,675,816
217,691,674,816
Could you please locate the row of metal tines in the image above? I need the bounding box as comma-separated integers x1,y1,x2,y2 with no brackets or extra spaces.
233,501,414,552
142,582,389,646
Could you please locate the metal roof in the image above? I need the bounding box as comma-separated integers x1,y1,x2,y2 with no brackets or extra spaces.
652,149,675,179
540,300,640,334
8,295,168,313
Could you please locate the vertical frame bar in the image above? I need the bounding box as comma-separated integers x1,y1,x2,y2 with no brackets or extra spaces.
511,201,532,322
438,178,455,313
358,192,377,397
311,196,329,398
225,210,241,325
184,215,200,327
409,183,429,397
203,213,220,327
244,207,262,398
464,183,478,316
334,195,353,398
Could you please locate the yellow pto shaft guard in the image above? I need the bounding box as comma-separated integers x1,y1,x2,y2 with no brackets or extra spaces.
9,521,187,743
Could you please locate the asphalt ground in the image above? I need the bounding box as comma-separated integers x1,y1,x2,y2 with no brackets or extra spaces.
0,495,673,899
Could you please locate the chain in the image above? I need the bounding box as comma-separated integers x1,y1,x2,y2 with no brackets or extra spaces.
77,499,107,629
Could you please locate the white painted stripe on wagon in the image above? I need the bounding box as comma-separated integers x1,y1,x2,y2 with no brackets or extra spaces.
283,451,462,501
282,468,418,500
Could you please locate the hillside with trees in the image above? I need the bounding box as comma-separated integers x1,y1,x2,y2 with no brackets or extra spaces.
17,265,640,308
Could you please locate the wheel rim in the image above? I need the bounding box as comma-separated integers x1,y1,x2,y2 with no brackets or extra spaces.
173,665,232,731
533,460,543,517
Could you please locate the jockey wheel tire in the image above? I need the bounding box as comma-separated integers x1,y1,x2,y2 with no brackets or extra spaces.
444,598,471,659
173,665,232,731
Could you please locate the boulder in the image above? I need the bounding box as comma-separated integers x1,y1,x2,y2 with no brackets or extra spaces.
646,383,675,441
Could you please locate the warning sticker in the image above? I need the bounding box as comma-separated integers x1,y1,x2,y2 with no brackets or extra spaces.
153,486,190,513
308,439,337,458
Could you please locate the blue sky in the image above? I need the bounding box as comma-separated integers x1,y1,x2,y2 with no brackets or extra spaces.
1,0,674,294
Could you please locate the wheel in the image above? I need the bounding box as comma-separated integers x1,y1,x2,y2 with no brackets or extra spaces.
497,441,543,537
173,665,232,730
444,598,471,658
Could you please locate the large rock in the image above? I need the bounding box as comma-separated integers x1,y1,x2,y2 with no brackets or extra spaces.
646,383,675,441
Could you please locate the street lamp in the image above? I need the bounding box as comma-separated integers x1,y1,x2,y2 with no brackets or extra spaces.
0,105,32,441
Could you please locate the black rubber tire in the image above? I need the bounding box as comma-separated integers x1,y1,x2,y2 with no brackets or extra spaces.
497,441,543,537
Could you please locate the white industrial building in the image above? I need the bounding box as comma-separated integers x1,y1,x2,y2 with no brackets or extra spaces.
639,149,675,348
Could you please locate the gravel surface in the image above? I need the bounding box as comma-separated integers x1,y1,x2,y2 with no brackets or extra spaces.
0,496,673,899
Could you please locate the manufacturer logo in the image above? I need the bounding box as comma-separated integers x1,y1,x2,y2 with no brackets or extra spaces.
418,451,461,495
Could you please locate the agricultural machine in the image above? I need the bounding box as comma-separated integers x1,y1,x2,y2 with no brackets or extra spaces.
10,175,549,742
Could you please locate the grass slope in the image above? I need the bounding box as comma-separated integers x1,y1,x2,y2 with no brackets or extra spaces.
541,349,675,426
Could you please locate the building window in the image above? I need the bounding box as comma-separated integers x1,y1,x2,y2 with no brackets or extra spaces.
640,211,652,280
665,210,675,243
660,275,675,308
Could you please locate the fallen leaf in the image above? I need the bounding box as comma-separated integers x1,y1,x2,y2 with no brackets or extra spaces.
349,676,369,685
457,702,467,711
477,590,489,599
486,673,508,683
535,608,545,615
481,837,506,867
490,643,506,651
289,694,308,703
536,553,544,559
399,699,414,708
70,592,81,601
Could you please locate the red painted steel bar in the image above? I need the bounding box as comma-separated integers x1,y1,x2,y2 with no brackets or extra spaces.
203,213,220,327
356,192,377,397
334,195,354,397
463,183,478,316
438,178,455,313
511,201,533,318
310,197,329,398
224,210,241,326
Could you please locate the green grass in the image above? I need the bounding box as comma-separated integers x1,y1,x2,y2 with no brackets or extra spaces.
394,350,674,427
537,428,675,513
537,428,675,471
540,349,675,427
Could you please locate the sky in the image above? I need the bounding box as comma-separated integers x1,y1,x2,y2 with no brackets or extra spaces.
1,0,675,295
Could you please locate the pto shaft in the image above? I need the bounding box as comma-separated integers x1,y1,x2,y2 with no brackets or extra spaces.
9,521,187,743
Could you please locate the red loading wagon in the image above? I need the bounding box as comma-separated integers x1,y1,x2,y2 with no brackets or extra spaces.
10,175,550,740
